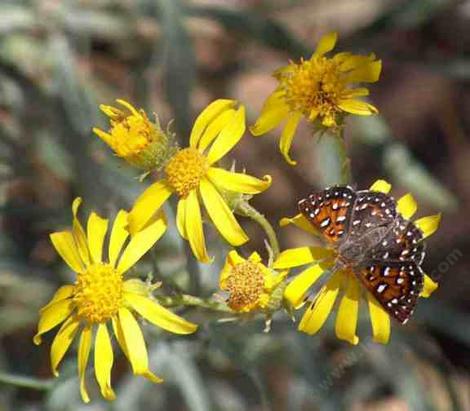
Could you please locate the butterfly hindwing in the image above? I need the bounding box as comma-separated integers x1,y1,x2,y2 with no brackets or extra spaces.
355,260,424,324
368,215,425,264
298,186,355,244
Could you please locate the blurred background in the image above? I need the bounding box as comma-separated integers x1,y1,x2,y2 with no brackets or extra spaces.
0,0,469,410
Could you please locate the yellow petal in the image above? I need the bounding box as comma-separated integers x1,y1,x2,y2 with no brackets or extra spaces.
78,326,92,403
112,316,129,360
189,99,236,148
250,90,289,136
298,271,342,335
93,128,113,146
345,59,382,83
198,109,237,151
72,197,90,266
312,32,337,58
117,214,167,274
128,180,173,235
118,308,163,383
338,54,375,71
50,315,80,376
284,264,327,308
94,323,116,401
369,179,391,194
248,251,262,263
109,210,129,267
335,276,361,345
40,285,74,313
199,179,248,246
274,247,334,269
338,99,378,116
184,190,211,263
34,299,74,345
206,106,246,164
116,99,140,116
367,293,390,344
87,212,108,264
415,214,441,239
343,87,370,98
50,231,84,273
279,213,319,235
176,197,188,239
279,112,302,165
207,167,272,194
219,250,244,286
123,279,150,296
397,193,418,219
125,293,198,335
420,274,438,298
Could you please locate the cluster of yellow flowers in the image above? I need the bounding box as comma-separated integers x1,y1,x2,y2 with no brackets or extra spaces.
35,33,441,402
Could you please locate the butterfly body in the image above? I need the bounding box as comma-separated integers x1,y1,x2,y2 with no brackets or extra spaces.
298,186,426,324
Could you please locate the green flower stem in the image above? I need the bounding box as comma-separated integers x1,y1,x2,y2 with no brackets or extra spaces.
156,294,233,313
0,372,54,391
235,201,280,259
335,128,352,185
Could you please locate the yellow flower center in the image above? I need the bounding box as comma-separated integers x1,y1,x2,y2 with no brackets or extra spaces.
164,148,208,197
277,57,345,127
72,264,123,324
95,101,177,171
225,261,265,311
107,111,157,158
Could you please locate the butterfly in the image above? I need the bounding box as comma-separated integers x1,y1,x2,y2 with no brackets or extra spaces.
298,185,425,324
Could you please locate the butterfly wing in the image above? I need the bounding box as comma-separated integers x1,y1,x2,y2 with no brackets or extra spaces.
368,215,425,264
298,186,356,245
355,261,424,324
346,190,397,243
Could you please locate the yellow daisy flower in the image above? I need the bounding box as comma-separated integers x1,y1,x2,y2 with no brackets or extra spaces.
93,99,177,171
250,32,382,165
219,250,287,313
34,198,198,403
274,180,440,345
127,99,272,263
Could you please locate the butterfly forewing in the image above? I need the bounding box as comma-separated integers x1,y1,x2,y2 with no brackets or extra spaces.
298,186,355,244
346,191,397,243
355,261,424,323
